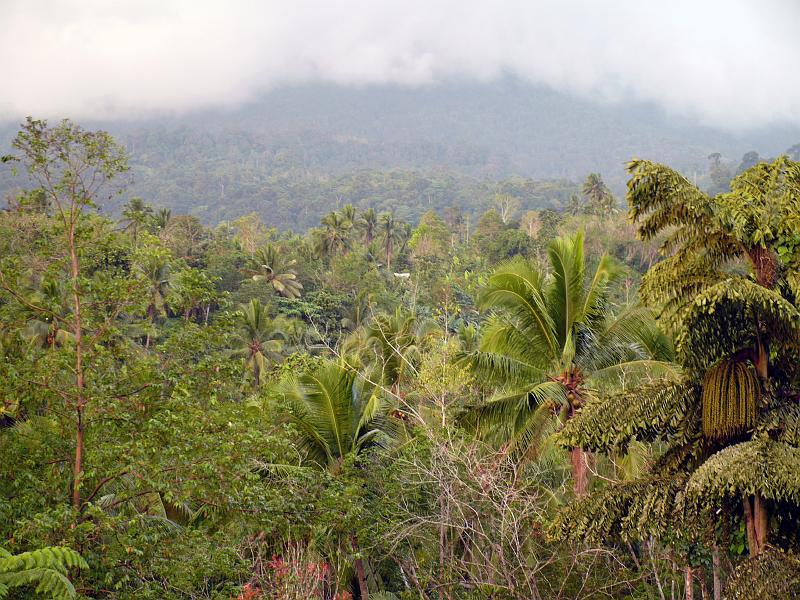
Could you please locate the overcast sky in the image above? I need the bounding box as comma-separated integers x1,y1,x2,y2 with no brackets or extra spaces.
2,0,799,129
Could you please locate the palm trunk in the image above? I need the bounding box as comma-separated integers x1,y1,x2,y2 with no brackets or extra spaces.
684,565,694,600
711,545,721,600
570,447,589,497
754,494,769,553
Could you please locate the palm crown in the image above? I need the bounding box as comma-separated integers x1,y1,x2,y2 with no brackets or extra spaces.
463,230,673,493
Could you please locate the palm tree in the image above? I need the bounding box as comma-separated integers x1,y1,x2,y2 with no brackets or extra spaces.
582,173,616,217
566,194,583,217
134,248,170,347
365,308,440,396
232,299,287,386
152,207,172,232
356,208,378,246
247,244,303,298
462,231,673,496
120,198,154,243
339,203,357,227
284,360,398,598
378,212,402,271
20,279,74,349
314,212,352,257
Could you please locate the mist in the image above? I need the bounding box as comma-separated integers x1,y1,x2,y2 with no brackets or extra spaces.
2,0,799,129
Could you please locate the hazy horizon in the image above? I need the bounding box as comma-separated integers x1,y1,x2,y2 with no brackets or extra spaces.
3,0,800,132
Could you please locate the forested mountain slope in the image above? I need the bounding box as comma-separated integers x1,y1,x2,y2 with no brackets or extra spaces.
1,80,798,228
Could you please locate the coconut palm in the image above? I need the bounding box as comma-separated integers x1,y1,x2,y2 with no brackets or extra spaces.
378,212,403,271
152,207,172,232
356,208,378,246
283,360,398,597
134,247,170,347
461,230,674,496
247,244,303,299
582,173,616,217
312,211,352,258
232,299,287,386
365,308,440,395
339,203,357,227
120,198,154,243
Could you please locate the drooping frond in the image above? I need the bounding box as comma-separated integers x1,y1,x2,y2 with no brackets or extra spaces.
724,548,800,600
687,438,800,504
758,403,800,446
557,380,698,452
460,381,567,452
549,472,693,544
677,277,800,370
477,257,558,359
627,159,724,250
638,252,728,329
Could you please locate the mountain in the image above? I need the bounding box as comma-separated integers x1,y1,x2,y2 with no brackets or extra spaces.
2,79,798,229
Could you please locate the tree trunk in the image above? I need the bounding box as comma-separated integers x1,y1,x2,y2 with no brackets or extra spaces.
743,494,769,555
684,565,694,600
711,545,722,600
570,447,589,497
352,536,369,599
68,219,86,510
743,494,758,555
754,493,769,553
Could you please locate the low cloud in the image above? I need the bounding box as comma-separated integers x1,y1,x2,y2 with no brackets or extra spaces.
2,0,798,129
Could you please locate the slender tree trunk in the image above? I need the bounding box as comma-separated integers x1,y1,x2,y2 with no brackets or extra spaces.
742,494,767,555
352,536,369,599
754,494,769,553
711,545,722,600
684,565,694,600
68,219,86,510
570,447,589,497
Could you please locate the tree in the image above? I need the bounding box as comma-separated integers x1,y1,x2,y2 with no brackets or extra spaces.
120,197,153,244
494,193,521,224
582,173,616,217
555,158,800,573
378,212,402,271
152,207,172,232
133,240,171,347
365,307,439,396
565,193,583,217
284,361,399,598
314,211,352,258
461,231,673,496
356,207,378,246
232,299,286,386
339,203,357,227
4,118,129,509
247,244,303,298
0,546,87,599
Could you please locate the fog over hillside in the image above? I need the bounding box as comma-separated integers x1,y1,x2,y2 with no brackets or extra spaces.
3,80,799,228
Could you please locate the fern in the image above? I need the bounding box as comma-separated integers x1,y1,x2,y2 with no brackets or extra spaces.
0,546,87,600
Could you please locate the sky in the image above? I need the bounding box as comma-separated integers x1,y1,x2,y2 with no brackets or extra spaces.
2,0,799,129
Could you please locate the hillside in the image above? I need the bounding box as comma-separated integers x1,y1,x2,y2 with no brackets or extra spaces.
2,79,798,228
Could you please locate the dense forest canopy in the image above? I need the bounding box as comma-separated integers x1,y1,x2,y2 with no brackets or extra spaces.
2,116,800,600
2,82,798,229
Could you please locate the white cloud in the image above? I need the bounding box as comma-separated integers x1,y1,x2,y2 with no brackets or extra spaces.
1,0,798,128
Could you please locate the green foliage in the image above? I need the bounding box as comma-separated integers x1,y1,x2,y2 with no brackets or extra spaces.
0,546,87,600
